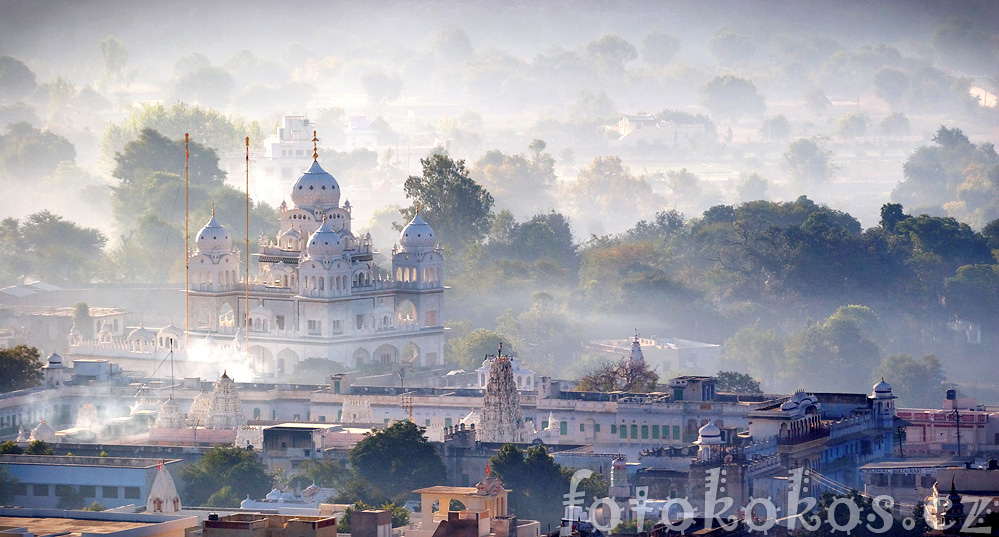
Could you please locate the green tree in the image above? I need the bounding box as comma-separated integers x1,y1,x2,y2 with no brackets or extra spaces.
700,75,766,120
489,444,607,525
349,420,446,502
640,31,682,66
804,88,831,115
402,153,494,249
446,328,515,370
337,501,410,532
708,29,756,65
0,122,76,179
25,440,54,455
102,102,262,163
838,113,869,139
879,113,910,137
18,211,107,285
181,445,272,507
99,35,128,86
715,371,762,394
872,67,910,109
206,485,241,508
760,114,791,142
721,329,785,388
944,264,999,329
289,458,349,490
83,501,107,511
563,156,664,233
872,355,946,408
784,138,834,185
0,345,42,393
585,35,637,76
0,56,36,102
0,441,24,454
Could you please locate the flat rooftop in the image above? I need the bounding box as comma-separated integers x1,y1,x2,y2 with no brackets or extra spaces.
0,515,151,536
0,454,181,468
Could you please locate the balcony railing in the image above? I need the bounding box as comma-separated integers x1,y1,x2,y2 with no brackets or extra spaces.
776,426,830,446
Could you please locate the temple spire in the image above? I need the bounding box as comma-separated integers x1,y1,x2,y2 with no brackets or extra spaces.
312,130,319,161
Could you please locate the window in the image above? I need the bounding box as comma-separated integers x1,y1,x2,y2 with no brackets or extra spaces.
619,425,627,439
125,487,140,499
542,421,549,429
673,425,681,440
276,315,285,330
307,320,321,336
560,422,567,436
356,314,365,330
652,425,660,439
594,424,600,433
80,485,96,497
425,311,438,326
331,320,342,333
611,424,617,434
33,484,49,496
641,425,649,439
103,486,118,498
631,425,638,439
319,415,326,422
445,418,452,428
580,423,585,432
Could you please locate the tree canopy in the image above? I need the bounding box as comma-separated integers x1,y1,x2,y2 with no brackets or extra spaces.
181,445,272,507
0,345,42,393
348,420,446,502
402,153,494,249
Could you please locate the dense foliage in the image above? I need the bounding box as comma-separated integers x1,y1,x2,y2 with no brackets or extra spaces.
347,420,446,503
488,444,608,526
0,345,43,393
181,445,273,507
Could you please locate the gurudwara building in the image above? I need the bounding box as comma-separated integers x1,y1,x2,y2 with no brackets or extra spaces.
185,139,445,375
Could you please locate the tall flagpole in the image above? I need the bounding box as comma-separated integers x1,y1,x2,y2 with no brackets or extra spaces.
245,137,250,351
184,133,190,351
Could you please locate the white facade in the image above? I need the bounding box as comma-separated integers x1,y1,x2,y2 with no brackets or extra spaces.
188,151,446,376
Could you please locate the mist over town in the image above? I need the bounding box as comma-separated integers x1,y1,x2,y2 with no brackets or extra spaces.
0,1,996,536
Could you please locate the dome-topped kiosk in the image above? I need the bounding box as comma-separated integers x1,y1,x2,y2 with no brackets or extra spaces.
399,214,437,252
190,209,240,293
393,211,444,292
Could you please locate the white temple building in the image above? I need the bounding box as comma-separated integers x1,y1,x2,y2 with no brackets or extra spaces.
68,137,445,379
146,463,182,514
188,137,445,376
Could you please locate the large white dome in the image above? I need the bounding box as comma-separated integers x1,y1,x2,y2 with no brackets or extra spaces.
291,161,340,209
196,213,232,254
306,217,343,260
399,214,437,251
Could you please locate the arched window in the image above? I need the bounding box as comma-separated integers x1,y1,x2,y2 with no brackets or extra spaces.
319,277,324,290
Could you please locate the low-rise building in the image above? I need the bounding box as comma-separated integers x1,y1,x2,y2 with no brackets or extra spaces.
0,507,198,537
0,454,181,510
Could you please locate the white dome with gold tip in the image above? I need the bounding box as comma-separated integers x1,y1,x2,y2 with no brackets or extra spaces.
399,214,436,251
306,216,344,260
291,161,340,209
196,212,232,254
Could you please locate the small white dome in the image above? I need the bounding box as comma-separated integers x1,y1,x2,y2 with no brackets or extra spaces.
291,161,340,209
46,352,62,366
158,321,184,339
399,214,437,251
127,325,156,342
695,423,723,445
306,217,343,260
196,212,232,254
873,378,892,393
281,227,302,240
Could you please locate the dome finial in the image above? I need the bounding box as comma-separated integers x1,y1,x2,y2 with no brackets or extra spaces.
312,130,319,161
415,203,419,215
211,204,215,217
